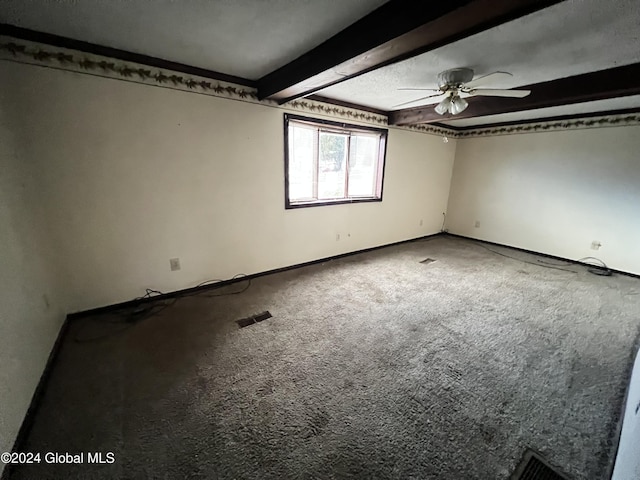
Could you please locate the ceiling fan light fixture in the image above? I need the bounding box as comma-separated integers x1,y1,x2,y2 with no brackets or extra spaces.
435,97,452,115
434,94,467,116
450,95,468,115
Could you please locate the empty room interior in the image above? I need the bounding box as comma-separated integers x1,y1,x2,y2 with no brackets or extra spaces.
2,1,640,479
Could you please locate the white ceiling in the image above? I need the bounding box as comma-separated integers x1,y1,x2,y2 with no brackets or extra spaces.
0,0,387,79
319,0,640,123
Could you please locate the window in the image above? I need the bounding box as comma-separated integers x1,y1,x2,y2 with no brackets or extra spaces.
284,114,387,208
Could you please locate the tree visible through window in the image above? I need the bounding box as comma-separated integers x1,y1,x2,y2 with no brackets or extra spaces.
284,114,387,208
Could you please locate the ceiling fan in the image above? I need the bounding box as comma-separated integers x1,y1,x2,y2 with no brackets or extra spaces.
393,68,531,115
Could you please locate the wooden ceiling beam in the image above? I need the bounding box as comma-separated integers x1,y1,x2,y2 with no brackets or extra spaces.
257,0,565,103
388,62,640,125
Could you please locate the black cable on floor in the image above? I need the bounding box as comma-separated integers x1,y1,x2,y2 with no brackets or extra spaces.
73,274,252,343
578,257,612,276
469,241,578,273
468,239,612,276
538,256,612,276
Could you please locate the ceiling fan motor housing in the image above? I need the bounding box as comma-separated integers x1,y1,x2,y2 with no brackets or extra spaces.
438,67,474,89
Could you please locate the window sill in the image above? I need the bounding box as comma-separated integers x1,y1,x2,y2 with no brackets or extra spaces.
285,197,382,209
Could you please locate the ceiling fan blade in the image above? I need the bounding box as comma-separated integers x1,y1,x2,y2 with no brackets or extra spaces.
467,88,531,98
464,71,513,88
397,88,441,92
391,93,446,109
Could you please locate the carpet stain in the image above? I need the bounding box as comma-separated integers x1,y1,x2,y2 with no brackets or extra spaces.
480,424,498,444
444,364,464,382
305,408,330,438
256,380,275,397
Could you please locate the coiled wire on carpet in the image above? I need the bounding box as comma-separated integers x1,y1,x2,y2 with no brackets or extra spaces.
73,274,251,343
538,256,612,276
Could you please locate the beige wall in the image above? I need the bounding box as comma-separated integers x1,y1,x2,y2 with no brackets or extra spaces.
0,61,455,463
0,68,69,469
0,60,453,468
6,52,638,471
446,126,640,275
2,61,456,314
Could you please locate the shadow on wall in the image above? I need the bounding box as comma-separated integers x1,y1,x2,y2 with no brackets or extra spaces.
0,71,69,471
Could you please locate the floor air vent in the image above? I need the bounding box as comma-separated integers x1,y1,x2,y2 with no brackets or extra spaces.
511,449,569,480
236,311,272,328
420,258,436,264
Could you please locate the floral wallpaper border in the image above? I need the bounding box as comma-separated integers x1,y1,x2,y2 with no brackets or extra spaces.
2,37,638,138
0,37,407,130
456,113,640,138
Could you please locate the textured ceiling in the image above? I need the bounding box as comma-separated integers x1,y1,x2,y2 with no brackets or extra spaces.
0,0,387,79
319,0,640,117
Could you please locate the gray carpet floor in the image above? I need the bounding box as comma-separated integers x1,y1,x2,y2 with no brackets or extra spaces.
7,236,640,480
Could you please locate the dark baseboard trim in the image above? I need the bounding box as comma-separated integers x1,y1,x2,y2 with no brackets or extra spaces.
2,232,439,478
1,315,71,480
68,232,443,320
65,232,640,320
0,23,256,88
445,233,640,279
4,231,637,480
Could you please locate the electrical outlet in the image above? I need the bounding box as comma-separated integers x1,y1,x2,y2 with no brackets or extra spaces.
591,241,602,250
169,258,181,271
419,219,423,226
474,221,481,228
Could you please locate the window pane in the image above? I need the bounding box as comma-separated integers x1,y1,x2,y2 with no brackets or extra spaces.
288,125,315,201
348,135,379,197
318,132,347,199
